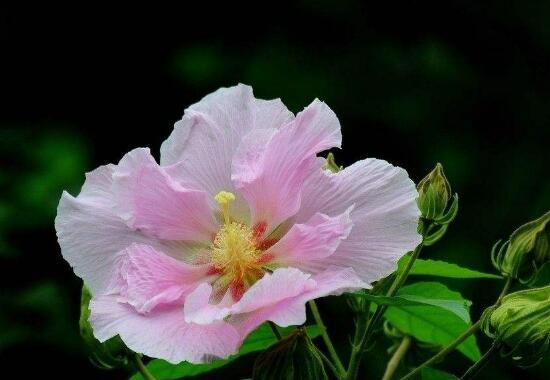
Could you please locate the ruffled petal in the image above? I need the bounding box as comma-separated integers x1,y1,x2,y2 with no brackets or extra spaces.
55,164,181,294
232,99,342,231
184,268,315,325
110,244,210,314
161,84,294,220
265,208,353,266
113,148,218,242
90,295,241,364
232,267,366,336
293,158,421,283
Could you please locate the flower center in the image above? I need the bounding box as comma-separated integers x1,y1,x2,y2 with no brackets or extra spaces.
210,221,262,282
209,191,274,300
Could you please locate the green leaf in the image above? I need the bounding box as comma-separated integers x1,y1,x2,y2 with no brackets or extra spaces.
421,367,459,380
399,256,501,279
358,288,471,322
382,282,481,361
129,324,321,380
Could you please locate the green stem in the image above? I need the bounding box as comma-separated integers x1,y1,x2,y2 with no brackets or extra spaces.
317,348,342,379
400,320,482,380
133,354,157,380
460,341,501,380
308,300,346,377
346,243,425,380
268,321,282,340
382,336,412,380
400,277,513,380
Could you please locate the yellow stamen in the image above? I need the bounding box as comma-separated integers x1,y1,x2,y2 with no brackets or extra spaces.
211,222,262,282
214,191,235,224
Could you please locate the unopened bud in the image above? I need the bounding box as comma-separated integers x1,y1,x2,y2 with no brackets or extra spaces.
417,163,452,221
252,328,328,380
482,285,550,363
498,211,550,280
324,152,342,173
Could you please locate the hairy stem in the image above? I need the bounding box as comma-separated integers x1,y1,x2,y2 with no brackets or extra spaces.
400,277,513,380
382,336,412,380
133,354,157,380
308,300,346,376
460,341,501,380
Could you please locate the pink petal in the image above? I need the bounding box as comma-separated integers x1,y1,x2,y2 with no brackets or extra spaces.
294,158,422,283
55,164,182,294
232,267,366,336
265,208,353,266
113,148,217,242
110,244,210,314
160,84,294,221
183,283,232,325
90,295,241,364
184,268,315,325
232,99,342,232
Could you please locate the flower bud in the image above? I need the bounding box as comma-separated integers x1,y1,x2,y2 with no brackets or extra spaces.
499,211,550,280
417,163,452,221
483,285,550,362
252,328,328,380
80,285,131,369
324,152,342,173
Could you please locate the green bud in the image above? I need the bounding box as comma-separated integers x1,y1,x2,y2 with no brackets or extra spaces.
80,285,131,370
324,152,342,173
417,163,452,221
252,328,328,380
483,285,550,362
499,211,550,280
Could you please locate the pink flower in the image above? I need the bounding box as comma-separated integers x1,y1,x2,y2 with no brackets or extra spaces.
55,84,421,364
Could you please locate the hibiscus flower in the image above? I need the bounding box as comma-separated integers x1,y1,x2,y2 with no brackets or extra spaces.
55,84,421,364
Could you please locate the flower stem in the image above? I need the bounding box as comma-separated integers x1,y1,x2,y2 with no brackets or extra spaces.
133,354,157,380
346,242,425,380
400,277,513,380
268,321,282,340
460,341,501,380
317,348,342,379
308,300,346,377
399,320,482,380
381,336,412,380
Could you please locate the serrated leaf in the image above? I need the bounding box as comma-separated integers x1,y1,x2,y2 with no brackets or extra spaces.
129,324,321,380
422,367,459,380
399,256,501,279
382,282,481,361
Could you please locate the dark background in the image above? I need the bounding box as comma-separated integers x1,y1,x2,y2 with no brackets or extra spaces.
1,2,549,379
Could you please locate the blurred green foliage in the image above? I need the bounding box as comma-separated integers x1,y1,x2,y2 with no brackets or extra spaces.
1,2,549,379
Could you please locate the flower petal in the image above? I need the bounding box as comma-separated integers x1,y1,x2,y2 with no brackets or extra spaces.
160,84,294,220
110,244,210,314
90,295,240,364
293,158,421,283
55,164,180,294
113,148,217,242
265,208,353,266
232,267,366,336
184,268,315,325
232,99,342,231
